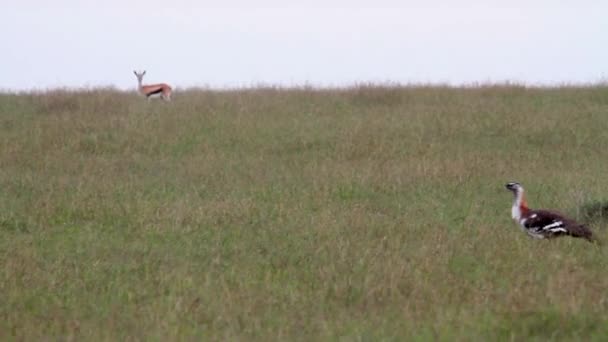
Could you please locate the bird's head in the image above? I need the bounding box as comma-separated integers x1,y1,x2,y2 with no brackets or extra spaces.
505,182,523,194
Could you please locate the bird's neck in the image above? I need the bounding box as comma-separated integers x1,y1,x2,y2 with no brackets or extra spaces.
511,190,529,220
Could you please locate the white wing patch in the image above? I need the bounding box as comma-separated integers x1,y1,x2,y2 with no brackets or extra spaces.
541,220,567,233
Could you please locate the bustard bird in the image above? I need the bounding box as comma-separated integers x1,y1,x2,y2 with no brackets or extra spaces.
505,182,597,243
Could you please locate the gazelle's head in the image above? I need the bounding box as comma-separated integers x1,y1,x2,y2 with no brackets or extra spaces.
133,70,146,83
505,182,523,195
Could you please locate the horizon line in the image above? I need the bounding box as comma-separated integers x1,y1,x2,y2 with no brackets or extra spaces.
2,79,608,93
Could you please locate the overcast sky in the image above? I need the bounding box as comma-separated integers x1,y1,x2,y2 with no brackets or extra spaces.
2,1,607,90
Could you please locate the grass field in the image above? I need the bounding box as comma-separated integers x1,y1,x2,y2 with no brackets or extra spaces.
1,85,608,340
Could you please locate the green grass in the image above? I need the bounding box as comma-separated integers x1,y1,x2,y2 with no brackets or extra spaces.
1,85,608,340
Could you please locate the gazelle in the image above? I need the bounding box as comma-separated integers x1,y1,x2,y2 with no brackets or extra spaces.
133,70,172,101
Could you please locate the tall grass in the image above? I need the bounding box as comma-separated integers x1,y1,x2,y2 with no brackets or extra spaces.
1,85,608,340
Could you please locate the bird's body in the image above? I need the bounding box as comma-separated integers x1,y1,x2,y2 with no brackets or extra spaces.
505,182,596,243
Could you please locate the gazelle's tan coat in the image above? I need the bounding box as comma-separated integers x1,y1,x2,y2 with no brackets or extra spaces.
134,71,172,101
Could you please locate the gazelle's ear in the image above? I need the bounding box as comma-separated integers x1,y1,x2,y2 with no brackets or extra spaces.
143,71,146,76
133,70,137,76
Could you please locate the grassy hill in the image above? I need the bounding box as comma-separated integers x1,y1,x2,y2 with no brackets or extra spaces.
1,85,608,340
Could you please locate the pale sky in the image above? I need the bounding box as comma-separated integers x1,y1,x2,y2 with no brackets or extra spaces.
2,1,607,90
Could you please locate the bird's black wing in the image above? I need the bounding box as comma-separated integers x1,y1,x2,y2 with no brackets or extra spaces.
525,210,593,240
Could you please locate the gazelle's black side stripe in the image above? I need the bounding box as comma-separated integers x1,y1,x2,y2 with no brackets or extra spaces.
146,87,164,97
